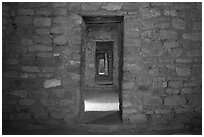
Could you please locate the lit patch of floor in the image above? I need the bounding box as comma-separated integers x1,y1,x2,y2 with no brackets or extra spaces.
84,88,119,111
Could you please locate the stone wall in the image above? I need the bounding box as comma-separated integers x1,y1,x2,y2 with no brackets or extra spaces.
2,2,202,131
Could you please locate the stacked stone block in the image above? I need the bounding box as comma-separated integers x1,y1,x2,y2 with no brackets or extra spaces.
2,2,202,131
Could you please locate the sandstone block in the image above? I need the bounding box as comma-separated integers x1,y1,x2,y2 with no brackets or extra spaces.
128,114,147,124
69,73,80,81
143,95,163,106
153,81,167,89
34,18,51,27
10,113,31,120
53,8,67,15
22,66,40,73
51,88,66,98
140,8,161,19
142,21,155,30
44,78,61,88
53,35,69,45
175,107,192,114
172,18,186,29
34,35,52,45
35,8,52,16
155,109,171,114
184,80,201,87
141,40,165,56
168,80,183,88
3,71,18,78
37,52,53,58
20,38,33,45
166,88,180,94
41,67,56,73
187,50,202,57
123,107,137,114
176,58,192,63
53,2,67,7
36,29,50,35
68,2,82,11
123,81,135,90
164,41,179,48
168,48,183,58
51,26,70,34
59,99,72,106
38,73,54,78
176,66,190,76
125,38,142,47
155,22,170,29
164,95,186,106
6,58,19,65
28,45,52,52
10,90,28,97
20,73,37,78
181,88,193,94
102,2,123,11
50,111,64,119
18,8,34,15
19,98,36,106
191,22,202,30
159,30,178,40
186,94,201,106
164,9,178,16
122,2,139,11
182,33,201,41
40,98,55,107
34,112,48,120
15,16,32,25
53,17,69,24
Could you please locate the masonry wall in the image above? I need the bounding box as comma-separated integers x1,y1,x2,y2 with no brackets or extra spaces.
2,2,202,131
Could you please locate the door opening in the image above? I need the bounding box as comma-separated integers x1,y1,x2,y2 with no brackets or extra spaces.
80,16,123,124
95,41,113,85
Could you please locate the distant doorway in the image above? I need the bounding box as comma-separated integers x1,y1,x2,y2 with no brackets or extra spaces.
80,16,123,124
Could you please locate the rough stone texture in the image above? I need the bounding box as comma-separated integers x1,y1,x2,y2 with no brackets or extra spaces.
176,66,190,76
34,18,51,27
82,2,101,11
22,66,40,73
142,95,163,106
187,50,202,57
166,88,180,94
44,79,61,88
140,8,161,19
180,88,193,94
168,80,183,88
102,3,123,11
10,90,28,97
28,45,52,52
164,9,178,16
2,2,202,133
164,95,186,106
159,30,178,40
34,35,52,45
172,18,186,29
10,113,31,120
182,33,202,41
35,8,52,16
164,41,179,48
53,35,69,45
128,114,147,124
18,8,34,15
19,98,36,106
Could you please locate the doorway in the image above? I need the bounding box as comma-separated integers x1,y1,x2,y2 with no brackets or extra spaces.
80,16,123,124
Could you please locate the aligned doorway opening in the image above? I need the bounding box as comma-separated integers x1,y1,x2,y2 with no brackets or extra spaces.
80,16,123,124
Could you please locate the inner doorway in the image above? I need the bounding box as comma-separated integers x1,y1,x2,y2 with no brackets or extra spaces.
81,16,123,124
